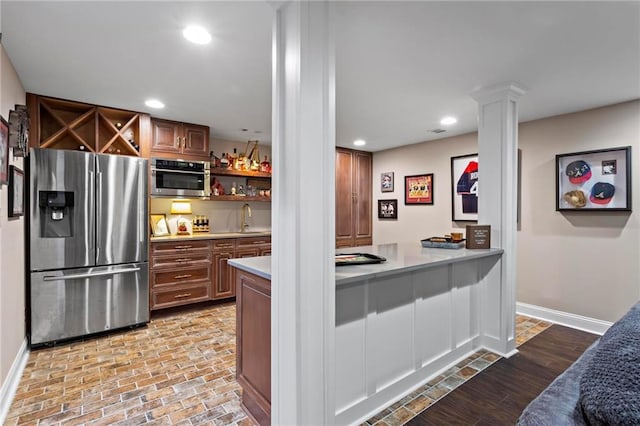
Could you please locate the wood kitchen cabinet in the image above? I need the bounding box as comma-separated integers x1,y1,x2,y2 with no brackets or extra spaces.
150,118,209,160
150,240,212,310
212,236,272,300
150,236,271,310
336,148,372,248
235,268,271,425
212,239,236,299
27,93,151,157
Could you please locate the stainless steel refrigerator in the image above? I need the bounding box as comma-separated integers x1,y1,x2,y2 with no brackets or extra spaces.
28,148,149,346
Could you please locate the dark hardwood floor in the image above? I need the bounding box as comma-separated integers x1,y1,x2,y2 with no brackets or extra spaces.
407,325,599,425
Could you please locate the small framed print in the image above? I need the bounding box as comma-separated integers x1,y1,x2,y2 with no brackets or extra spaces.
150,213,170,236
378,199,398,219
8,166,24,217
556,146,631,211
0,116,9,186
404,174,433,205
381,172,394,192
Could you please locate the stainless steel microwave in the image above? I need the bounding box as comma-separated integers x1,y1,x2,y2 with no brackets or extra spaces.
150,158,210,198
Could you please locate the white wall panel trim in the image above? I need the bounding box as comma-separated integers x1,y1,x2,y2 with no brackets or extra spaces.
516,302,612,336
0,339,28,425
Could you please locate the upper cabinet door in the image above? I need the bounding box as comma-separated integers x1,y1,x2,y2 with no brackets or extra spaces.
182,124,209,157
335,148,355,247
151,119,182,154
150,119,210,160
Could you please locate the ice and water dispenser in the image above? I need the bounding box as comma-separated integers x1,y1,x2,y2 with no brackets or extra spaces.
38,191,74,237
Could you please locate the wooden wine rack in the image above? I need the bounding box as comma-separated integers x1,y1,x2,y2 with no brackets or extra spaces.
27,94,149,157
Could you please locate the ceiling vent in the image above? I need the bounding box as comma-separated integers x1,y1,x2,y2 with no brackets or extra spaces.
430,129,446,134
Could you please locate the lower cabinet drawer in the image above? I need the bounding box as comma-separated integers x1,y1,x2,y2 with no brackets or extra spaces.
152,283,210,309
151,253,212,269
152,266,211,287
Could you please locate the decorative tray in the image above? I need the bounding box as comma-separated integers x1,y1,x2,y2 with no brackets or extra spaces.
421,238,466,249
336,253,387,266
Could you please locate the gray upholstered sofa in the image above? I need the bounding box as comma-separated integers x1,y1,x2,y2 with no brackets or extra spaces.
518,302,640,426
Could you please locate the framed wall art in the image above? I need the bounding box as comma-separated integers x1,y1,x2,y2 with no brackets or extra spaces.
556,146,631,211
0,116,9,186
8,105,29,157
381,172,394,192
150,213,170,236
8,166,24,217
378,199,398,219
404,174,433,205
451,153,478,221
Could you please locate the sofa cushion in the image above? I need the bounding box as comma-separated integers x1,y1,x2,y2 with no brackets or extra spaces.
579,303,640,426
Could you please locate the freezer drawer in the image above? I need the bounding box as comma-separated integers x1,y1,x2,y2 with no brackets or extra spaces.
30,263,149,346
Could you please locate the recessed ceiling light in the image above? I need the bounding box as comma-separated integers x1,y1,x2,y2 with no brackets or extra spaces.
145,99,165,109
183,25,211,45
353,139,366,147
440,116,457,125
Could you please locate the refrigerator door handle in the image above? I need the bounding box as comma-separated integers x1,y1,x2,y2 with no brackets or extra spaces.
139,163,145,244
42,267,142,281
88,169,95,253
96,171,103,261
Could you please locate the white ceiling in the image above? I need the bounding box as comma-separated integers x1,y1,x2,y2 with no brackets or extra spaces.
2,1,639,152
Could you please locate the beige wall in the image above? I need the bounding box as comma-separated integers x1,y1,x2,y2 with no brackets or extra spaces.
372,133,478,244
517,101,640,322
373,100,640,323
0,44,27,389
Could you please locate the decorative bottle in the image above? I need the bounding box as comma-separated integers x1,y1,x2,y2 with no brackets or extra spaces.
260,155,271,173
220,153,229,168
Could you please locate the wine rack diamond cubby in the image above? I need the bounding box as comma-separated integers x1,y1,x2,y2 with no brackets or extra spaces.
27,94,150,157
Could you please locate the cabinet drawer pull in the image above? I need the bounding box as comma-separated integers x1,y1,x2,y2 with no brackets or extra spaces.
175,258,192,262
174,274,193,279
217,244,233,248
174,293,192,299
252,241,266,245
174,245,193,249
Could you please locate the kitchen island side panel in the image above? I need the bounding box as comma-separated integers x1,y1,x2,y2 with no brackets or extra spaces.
334,259,493,426
229,245,504,426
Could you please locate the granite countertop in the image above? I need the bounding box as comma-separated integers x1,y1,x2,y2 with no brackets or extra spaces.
228,242,503,285
150,231,271,242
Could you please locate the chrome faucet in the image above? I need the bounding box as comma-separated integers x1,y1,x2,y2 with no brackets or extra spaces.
240,203,252,232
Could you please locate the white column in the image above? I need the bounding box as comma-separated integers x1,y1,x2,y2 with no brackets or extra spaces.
471,82,526,357
271,1,336,425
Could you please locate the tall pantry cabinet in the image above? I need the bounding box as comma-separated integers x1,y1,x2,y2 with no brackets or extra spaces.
336,148,372,248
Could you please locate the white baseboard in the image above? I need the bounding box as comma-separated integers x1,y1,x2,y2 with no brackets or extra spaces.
516,302,612,336
0,338,29,425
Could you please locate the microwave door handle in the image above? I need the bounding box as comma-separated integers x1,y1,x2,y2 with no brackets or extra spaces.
153,169,204,175
42,267,142,281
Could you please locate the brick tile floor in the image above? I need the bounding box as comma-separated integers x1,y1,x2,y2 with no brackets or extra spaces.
6,303,551,426
6,302,253,426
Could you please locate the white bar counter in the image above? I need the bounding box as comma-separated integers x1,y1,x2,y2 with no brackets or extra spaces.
229,242,505,425
229,242,502,285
